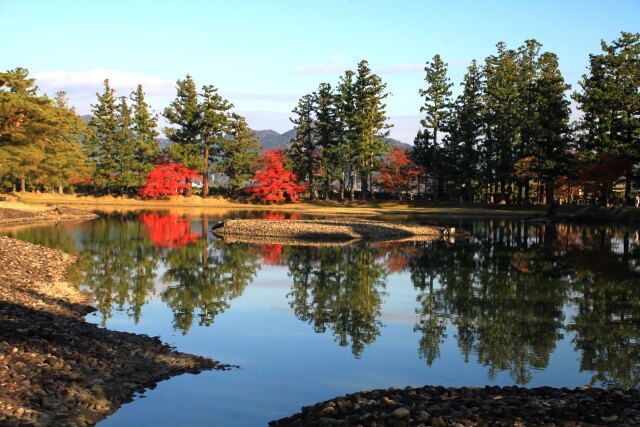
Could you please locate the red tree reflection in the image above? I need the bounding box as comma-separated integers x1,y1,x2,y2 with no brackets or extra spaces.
257,243,284,265
139,213,201,248
261,212,299,220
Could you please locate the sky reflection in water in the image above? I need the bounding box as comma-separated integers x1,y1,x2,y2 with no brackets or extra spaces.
3,211,639,426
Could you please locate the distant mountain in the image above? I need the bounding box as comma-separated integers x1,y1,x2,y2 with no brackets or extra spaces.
79,115,412,151
254,129,296,149
254,129,412,151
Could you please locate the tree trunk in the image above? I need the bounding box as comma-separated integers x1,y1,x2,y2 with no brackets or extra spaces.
360,172,367,200
545,178,555,207
369,171,375,200
432,128,439,201
58,185,63,195
625,173,633,206
339,171,345,201
308,159,315,200
185,178,193,197
524,180,530,205
349,169,355,200
20,177,25,193
203,146,209,198
324,174,331,201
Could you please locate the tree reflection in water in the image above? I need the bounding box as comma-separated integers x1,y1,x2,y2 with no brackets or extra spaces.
5,215,640,387
286,244,388,357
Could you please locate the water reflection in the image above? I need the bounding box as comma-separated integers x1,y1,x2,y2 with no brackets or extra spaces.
286,245,388,357
3,214,640,387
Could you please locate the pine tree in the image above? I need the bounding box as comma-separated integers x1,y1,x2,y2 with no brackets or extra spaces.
113,96,138,192
483,43,520,203
290,93,317,199
88,79,119,193
313,83,340,200
216,113,261,195
198,85,233,197
527,52,571,205
164,75,201,197
130,84,160,179
448,60,484,201
419,54,452,201
40,91,90,194
573,32,640,205
515,40,543,203
336,70,358,200
353,60,391,200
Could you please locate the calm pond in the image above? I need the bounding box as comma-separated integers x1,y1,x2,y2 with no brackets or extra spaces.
3,211,639,426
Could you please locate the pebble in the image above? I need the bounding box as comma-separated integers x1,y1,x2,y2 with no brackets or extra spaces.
393,407,410,419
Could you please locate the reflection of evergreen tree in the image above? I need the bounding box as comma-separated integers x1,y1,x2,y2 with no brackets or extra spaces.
566,228,640,388
409,221,566,383
80,216,160,325
162,239,259,333
287,244,388,357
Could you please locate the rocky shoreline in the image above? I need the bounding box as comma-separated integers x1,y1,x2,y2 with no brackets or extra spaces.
215,218,447,242
0,236,227,426
269,384,640,426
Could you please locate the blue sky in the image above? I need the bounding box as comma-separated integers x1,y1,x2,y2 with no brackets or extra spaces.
1,0,638,143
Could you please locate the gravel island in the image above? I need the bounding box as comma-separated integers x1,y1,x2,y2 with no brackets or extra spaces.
215,218,448,242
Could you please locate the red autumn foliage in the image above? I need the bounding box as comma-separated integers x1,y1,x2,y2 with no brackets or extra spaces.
138,163,201,199
376,149,420,199
247,149,305,203
139,212,201,248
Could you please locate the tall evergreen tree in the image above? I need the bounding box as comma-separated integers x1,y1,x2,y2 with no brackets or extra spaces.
419,54,452,200
573,32,640,205
336,70,358,200
290,93,317,199
483,43,520,203
448,60,484,201
216,113,261,195
88,79,119,193
130,84,159,177
515,40,543,203
526,52,571,206
313,83,340,200
198,85,233,197
164,75,201,197
353,60,391,200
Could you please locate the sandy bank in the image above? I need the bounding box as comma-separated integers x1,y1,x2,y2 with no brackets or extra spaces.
0,236,228,426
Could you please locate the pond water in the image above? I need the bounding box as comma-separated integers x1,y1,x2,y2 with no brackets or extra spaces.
3,211,640,426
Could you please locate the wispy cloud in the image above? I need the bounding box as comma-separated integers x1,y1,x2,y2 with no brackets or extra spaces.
34,69,175,96
294,56,350,76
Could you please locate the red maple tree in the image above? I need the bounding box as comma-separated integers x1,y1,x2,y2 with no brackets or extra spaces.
376,148,420,199
139,163,200,199
247,149,305,203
